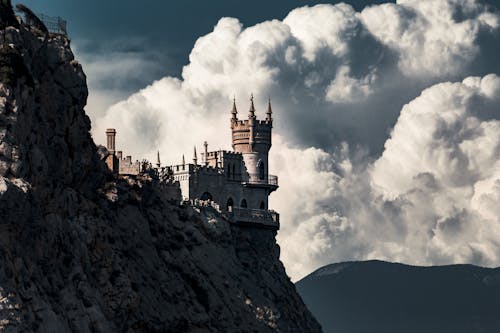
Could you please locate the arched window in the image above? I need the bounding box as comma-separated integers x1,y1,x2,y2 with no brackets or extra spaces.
240,199,247,208
200,192,213,201
227,198,234,212
260,201,265,210
227,163,231,178
258,160,265,180
232,164,236,179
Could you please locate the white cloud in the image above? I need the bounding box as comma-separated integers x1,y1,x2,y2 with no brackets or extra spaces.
361,0,499,78
86,0,500,280
325,65,376,103
372,74,500,198
283,3,360,61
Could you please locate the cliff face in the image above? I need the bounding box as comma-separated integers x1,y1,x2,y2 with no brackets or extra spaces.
0,4,321,332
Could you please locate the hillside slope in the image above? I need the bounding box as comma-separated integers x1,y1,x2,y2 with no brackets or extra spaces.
0,2,321,332
296,260,500,333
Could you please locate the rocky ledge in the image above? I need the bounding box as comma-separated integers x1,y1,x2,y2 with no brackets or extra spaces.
0,2,321,332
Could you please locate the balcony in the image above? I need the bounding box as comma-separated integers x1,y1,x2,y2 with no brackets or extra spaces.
227,207,280,230
243,174,279,191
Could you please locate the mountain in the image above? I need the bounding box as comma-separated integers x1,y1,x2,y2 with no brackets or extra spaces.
0,2,321,332
296,260,500,333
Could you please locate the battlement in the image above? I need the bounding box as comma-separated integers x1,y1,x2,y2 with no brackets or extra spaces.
118,156,141,175
231,119,272,128
101,129,142,176
205,150,242,158
231,95,273,153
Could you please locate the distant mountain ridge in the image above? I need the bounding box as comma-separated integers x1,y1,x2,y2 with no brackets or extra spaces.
296,260,500,333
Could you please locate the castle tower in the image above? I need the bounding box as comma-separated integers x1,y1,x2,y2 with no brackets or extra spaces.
230,95,276,210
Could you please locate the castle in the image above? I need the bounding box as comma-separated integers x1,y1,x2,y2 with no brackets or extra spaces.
102,95,279,230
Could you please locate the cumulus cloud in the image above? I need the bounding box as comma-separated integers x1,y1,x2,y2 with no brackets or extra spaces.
325,66,377,103
87,0,500,280
279,75,500,279
361,0,499,78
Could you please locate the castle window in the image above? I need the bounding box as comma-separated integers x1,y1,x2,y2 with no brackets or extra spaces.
227,163,231,178
227,198,234,212
258,160,265,180
240,199,247,208
260,201,265,210
232,164,236,179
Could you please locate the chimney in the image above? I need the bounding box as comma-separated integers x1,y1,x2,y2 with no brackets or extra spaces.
106,128,116,154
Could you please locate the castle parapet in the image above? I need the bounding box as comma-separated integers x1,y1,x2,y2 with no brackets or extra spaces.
244,174,278,186
228,208,279,230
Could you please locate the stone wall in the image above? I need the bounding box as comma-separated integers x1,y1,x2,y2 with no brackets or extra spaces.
173,164,272,210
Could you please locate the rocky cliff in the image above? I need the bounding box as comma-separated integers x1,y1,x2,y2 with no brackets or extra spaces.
0,2,321,332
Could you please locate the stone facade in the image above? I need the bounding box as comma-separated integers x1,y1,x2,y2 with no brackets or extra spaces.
165,95,279,229
102,96,280,229
103,128,141,176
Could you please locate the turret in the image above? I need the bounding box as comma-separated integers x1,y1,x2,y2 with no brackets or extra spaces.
248,94,256,120
266,97,273,123
231,97,238,123
204,141,208,166
230,95,273,185
193,146,198,166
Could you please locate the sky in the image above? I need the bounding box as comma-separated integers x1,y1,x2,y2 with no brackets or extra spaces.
15,0,500,280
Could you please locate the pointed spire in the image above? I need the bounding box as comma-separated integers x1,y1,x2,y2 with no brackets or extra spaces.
266,96,272,121
156,151,161,168
182,154,185,166
231,96,238,120
248,93,256,119
193,146,198,166
204,141,209,166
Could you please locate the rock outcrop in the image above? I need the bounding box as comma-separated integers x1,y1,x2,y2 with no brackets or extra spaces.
0,2,321,332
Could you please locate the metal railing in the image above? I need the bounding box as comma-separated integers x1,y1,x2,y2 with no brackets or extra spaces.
38,13,67,35
15,11,68,36
245,174,278,186
229,207,279,223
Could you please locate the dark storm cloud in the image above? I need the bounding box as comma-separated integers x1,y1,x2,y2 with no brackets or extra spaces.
13,0,394,79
